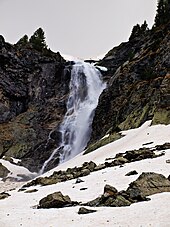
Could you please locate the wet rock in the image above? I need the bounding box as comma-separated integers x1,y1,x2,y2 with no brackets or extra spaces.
38,191,73,209
0,163,10,178
24,176,61,187
127,172,170,197
125,170,138,176
78,207,97,214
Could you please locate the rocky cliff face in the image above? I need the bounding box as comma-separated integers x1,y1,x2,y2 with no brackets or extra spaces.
0,36,71,172
0,22,169,173
90,22,170,143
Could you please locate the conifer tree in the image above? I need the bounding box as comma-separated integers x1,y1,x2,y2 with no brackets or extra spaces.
154,0,170,27
29,28,47,51
140,20,148,33
16,34,28,46
129,24,141,40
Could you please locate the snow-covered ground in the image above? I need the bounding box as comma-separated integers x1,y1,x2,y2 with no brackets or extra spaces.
0,121,170,227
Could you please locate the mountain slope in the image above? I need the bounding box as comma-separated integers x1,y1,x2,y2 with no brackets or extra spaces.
90,22,170,143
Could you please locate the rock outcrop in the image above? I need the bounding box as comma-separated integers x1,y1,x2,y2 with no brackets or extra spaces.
90,22,170,143
84,172,170,207
126,172,170,197
0,36,71,172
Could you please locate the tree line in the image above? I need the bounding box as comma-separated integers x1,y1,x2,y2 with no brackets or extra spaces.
129,0,170,40
16,27,47,52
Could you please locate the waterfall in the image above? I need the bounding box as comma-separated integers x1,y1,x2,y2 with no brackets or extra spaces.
40,61,106,173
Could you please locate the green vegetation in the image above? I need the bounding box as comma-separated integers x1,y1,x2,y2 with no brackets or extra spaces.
129,21,148,41
154,0,170,27
29,28,47,51
152,108,170,125
16,27,47,52
84,133,122,155
16,34,28,46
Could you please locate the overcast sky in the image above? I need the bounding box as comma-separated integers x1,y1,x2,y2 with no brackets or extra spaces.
0,0,157,59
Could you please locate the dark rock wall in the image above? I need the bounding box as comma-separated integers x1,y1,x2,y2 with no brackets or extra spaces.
0,37,70,171
91,22,170,143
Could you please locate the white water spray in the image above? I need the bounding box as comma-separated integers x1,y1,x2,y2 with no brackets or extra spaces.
40,61,106,173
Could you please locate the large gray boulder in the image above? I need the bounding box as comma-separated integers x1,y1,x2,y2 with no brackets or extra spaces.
38,191,73,209
127,172,170,197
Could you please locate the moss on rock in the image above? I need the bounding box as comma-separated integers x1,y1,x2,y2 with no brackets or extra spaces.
84,133,122,155
152,108,170,125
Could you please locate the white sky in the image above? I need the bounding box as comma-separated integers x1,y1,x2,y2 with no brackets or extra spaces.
0,0,157,59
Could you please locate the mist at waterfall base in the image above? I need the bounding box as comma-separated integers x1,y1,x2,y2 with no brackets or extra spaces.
40,61,106,173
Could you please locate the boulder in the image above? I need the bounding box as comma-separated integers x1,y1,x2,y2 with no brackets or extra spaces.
127,172,170,197
78,207,97,214
0,192,10,200
38,191,73,209
125,170,138,176
103,184,118,198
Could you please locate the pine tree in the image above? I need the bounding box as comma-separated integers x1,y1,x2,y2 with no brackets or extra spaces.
29,28,47,51
140,20,148,33
16,35,28,46
154,0,170,27
129,24,141,40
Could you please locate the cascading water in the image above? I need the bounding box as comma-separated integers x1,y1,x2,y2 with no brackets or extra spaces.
40,61,106,173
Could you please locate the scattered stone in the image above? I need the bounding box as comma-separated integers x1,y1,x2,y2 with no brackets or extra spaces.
80,169,91,177
82,161,97,172
38,191,77,209
0,192,10,200
18,188,27,192
80,188,88,191
75,178,84,184
78,207,97,215
125,170,138,176
0,163,10,178
23,144,167,188
142,142,154,146
24,189,38,193
115,157,128,164
166,160,170,164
